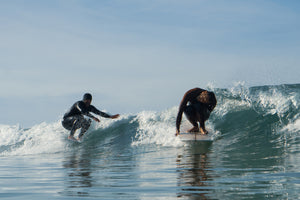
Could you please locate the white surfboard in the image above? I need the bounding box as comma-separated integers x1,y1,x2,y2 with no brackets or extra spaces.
178,132,213,141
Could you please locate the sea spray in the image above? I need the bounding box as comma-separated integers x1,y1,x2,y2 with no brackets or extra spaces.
131,108,183,147
0,121,67,156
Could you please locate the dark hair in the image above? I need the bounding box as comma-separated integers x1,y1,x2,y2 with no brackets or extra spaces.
83,93,92,101
197,91,217,111
197,91,210,103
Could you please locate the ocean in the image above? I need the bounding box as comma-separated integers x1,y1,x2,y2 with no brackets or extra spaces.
0,83,299,199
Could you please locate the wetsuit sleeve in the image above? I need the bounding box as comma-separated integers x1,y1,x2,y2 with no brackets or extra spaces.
90,105,111,118
176,88,205,132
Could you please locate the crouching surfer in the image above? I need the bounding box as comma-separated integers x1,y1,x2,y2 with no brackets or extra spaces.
62,93,120,141
176,88,217,136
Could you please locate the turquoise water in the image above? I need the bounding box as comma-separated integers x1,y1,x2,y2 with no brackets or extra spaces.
0,84,299,199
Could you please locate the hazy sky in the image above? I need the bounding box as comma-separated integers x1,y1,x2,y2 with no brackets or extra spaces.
1,0,300,127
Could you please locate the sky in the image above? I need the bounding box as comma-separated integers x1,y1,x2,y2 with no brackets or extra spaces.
0,0,300,127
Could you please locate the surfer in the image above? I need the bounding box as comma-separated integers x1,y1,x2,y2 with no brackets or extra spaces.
62,93,120,141
176,88,217,136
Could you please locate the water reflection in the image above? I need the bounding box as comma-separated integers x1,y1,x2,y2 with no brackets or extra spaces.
62,149,93,197
176,141,213,199
60,129,139,198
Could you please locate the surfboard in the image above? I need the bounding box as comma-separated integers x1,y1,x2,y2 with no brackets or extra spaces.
178,132,213,141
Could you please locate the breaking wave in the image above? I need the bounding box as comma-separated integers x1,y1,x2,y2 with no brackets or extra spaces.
1,83,299,156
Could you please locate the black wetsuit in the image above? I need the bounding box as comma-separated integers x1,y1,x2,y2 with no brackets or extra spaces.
176,88,217,133
62,101,111,138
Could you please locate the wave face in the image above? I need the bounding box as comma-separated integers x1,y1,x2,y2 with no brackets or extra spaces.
0,83,299,156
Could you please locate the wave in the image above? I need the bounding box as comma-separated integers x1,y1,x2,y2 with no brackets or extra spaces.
0,83,299,156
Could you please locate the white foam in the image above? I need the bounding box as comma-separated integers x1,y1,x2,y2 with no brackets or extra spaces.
132,107,183,147
213,82,252,118
214,84,299,121
93,113,131,130
214,98,250,118
0,121,68,156
229,81,251,103
256,89,292,117
0,124,24,146
282,117,300,133
131,107,219,147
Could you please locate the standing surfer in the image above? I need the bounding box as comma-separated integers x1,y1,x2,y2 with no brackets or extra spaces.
62,93,120,141
176,88,217,136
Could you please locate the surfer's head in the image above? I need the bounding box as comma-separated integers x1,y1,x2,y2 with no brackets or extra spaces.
197,91,217,111
83,93,92,105
197,91,210,103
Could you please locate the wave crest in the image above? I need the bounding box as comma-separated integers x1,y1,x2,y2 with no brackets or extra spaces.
1,84,299,156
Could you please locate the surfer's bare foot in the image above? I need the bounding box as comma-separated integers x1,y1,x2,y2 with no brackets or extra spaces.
188,127,199,133
200,128,208,135
68,135,76,140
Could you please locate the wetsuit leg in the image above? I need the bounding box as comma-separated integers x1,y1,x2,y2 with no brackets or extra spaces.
70,115,90,137
184,105,199,131
193,103,210,134
63,115,92,137
62,117,76,131
78,118,92,138
62,115,85,136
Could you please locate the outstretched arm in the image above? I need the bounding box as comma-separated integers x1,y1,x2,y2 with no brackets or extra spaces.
176,108,184,135
176,88,205,135
110,114,120,119
91,106,120,120
93,114,119,122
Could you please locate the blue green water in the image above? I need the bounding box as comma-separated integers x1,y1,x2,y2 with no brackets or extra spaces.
0,84,299,199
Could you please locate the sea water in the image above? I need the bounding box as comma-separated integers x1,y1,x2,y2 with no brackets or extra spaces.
0,84,299,199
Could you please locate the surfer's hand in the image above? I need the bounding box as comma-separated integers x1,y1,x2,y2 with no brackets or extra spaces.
93,117,100,122
110,114,120,119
